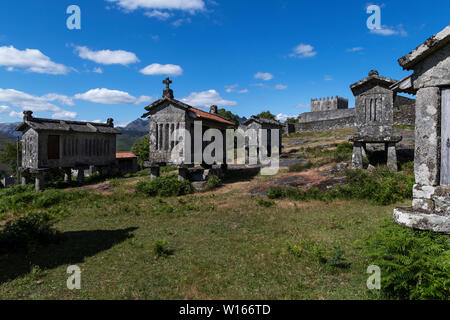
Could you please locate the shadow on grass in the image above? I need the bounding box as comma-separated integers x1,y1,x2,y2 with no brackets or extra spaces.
223,166,261,183
0,227,137,284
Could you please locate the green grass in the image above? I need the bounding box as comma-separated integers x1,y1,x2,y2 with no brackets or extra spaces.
0,172,407,300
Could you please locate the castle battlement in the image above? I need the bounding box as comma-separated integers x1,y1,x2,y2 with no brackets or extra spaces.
311,96,349,112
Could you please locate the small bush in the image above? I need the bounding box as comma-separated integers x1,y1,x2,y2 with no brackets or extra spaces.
364,222,449,300
152,239,174,257
258,198,275,208
136,175,193,197
0,213,61,253
204,175,222,191
288,161,313,172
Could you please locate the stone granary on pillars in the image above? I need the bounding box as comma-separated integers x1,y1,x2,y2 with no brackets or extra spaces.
242,116,283,163
16,111,121,191
349,70,402,171
391,26,450,234
141,78,236,181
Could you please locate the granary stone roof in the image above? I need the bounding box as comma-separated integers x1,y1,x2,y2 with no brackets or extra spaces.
398,25,450,70
350,70,398,95
141,96,236,126
116,151,137,159
243,116,283,127
16,111,121,134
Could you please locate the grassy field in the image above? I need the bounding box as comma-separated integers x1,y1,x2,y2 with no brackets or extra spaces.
0,128,415,300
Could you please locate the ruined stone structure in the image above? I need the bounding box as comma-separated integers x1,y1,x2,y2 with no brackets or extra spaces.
141,78,236,181
311,96,349,112
242,116,283,162
349,70,402,171
392,26,450,234
16,111,121,191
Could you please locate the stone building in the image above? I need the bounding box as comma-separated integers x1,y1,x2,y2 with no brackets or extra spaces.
392,26,450,234
242,116,283,162
311,96,349,112
141,78,236,180
16,111,121,190
116,151,139,175
349,70,402,171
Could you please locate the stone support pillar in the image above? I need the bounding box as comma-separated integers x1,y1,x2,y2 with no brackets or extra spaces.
150,167,160,180
352,142,363,170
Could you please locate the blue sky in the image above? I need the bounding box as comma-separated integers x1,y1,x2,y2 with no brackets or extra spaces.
0,0,448,126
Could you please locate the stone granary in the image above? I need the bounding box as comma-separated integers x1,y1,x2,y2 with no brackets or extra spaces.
242,116,283,162
349,70,402,171
16,111,121,191
116,151,139,175
141,78,236,181
392,26,450,234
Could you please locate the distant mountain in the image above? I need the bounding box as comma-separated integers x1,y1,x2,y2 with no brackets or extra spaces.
0,122,21,139
119,118,149,133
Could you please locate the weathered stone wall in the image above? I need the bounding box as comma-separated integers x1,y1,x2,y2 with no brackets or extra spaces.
393,95,416,126
311,97,348,112
298,108,355,123
412,42,450,89
294,116,355,133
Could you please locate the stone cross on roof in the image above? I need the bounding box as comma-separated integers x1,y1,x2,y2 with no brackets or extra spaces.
162,77,174,99
163,77,172,89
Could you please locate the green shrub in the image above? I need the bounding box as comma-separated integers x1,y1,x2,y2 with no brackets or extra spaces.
288,161,313,172
267,167,414,206
365,222,449,300
0,212,61,253
258,198,275,208
152,239,174,257
136,175,193,197
204,175,222,191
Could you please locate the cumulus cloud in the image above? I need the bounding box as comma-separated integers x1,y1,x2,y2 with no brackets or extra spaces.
74,88,152,105
225,84,248,94
140,63,183,76
181,90,237,108
370,25,407,37
52,111,77,119
0,105,10,113
106,0,205,12
290,44,317,58
144,10,172,20
0,45,70,75
0,89,76,119
347,47,364,52
75,46,140,65
9,111,23,118
93,67,103,74
275,84,288,90
254,72,274,81
276,113,296,122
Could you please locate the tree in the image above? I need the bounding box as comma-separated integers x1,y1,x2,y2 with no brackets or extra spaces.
286,117,299,124
131,135,149,168
0,142,21,174
257,111,276,120
217,108,240,124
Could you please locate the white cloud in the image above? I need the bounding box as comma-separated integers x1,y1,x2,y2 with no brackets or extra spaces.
276,113,296,122
290,44,317,58
324,75,333,81
9,111,23,118
347,47,364,52
144,10,172,20
254,72,274,81
140,63,183,76
106,0,205,12
117,121,131,128
181,90,237,108
93,67,103,74
52,111,77,119
225,84,248,94
0,105,10,113
275,84,288,90
370,25,407,37
74,88,152,105
0,45,70,75
75,46,139,66
172,17,191,27
238,89,249,94
0,89,77,119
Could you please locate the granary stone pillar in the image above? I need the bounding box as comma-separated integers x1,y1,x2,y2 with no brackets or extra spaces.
21,176,27,186
178,168,189,181
352,142,364,170
386,143,398,172
35,172,45,192
64,168,72,183
77,169,85,184
150,167,160,180
414,87,441,186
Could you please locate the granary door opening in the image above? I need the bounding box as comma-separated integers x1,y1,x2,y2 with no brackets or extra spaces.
47,135,60,160
441,88,450,186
